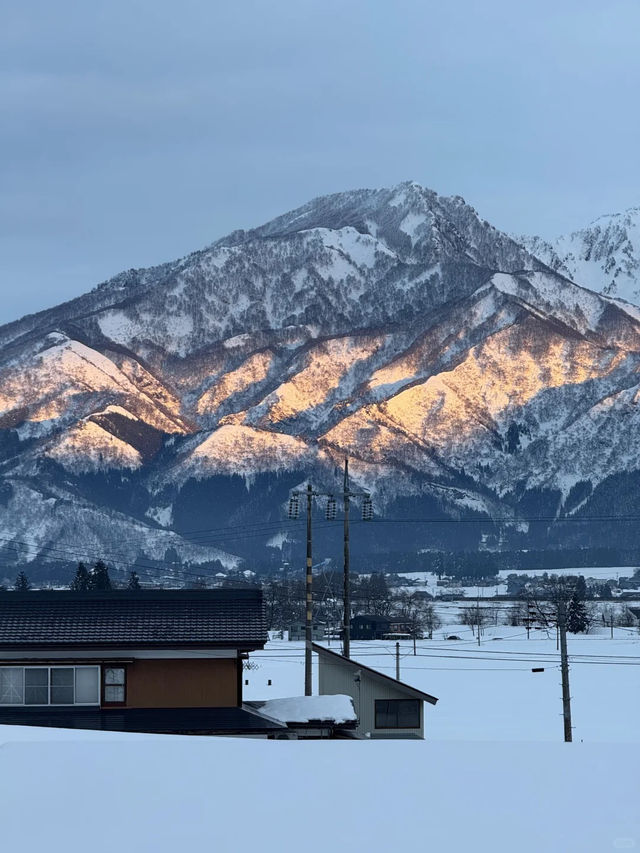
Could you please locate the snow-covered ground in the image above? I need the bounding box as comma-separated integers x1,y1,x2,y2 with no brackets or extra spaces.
394,570,509,597
0,723,638,852
1,623,639,850
496,566,636,581
246,625,640,743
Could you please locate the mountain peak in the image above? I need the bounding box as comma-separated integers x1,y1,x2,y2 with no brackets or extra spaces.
4,184,640,579
214,180,529,275
521,204,640,304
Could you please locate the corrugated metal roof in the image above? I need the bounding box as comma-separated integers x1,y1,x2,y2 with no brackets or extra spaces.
0,589,266,649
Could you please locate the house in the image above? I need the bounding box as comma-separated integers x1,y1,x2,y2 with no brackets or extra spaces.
313,643,438,739
386,617,414,637
288,621,325,642
0,588,287,736
350,614,390,640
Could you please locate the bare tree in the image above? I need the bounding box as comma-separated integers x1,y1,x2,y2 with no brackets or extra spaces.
603,604,638,629
422,603,441,640
507,600,529,627
459,605,491,638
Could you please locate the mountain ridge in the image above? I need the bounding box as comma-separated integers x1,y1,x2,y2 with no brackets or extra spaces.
519,206,640,306
2,182,640,582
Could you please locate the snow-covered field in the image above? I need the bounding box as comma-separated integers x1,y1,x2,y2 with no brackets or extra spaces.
248,625,640,743
1,623,639,851
1,724,638,852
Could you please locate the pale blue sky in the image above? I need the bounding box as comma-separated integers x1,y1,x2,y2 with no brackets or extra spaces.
2,0,639,323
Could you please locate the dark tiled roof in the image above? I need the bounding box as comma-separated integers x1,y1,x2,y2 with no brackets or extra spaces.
312,642,438,705
351,615,390,624
0,589,266,649
0,705,285,734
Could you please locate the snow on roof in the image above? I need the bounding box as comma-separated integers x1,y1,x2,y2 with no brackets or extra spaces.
255,694,357,725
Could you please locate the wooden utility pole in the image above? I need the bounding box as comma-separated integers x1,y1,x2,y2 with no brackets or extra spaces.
558,600,572,742
343,458,351,659
288,466,372,676
304,483,313,696
395,641,400,680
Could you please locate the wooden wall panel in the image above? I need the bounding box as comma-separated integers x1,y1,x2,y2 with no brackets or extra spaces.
124,658,238,708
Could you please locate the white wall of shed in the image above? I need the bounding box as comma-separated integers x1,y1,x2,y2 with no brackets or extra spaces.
317,656,424,739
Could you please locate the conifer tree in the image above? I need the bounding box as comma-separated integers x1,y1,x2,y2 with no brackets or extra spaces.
127,571,141,590
567,590,589,633
14,571,31,591
574,575,588,601
70,562,91,591
89,560,112,590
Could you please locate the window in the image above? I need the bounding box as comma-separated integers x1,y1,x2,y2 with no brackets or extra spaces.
374,699,420,729
0,666,99,706
103,667,126,703
25,668,49,705
75,667,100,704
0,668,23,704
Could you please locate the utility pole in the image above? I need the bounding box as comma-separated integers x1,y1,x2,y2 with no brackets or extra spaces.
558,599,572,742
343,459,351,659
288,464,373,677
287,483,316,696
339,458,372,657
395,641,400,680
476,588,481,647
304,483,313,696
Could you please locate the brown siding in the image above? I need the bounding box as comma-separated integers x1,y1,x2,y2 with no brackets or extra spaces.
123,659,238,709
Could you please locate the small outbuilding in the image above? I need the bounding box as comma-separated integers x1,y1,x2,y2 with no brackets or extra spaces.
313,643,438,739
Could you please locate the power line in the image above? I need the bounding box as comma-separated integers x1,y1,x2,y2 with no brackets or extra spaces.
251,649,640,666
368,515,640,524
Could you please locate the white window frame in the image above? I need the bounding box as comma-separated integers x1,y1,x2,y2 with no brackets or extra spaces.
0,665,100,706
102,666,126,705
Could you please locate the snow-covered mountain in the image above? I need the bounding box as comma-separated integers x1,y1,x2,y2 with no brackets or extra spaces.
519,207,640,305
3,182,640,582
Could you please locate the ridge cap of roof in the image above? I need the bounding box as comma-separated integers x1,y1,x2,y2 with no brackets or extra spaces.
0,588,261,601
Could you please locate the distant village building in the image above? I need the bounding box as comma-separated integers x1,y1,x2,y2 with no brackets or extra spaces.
350,615,390,640
313,643,438,739
288,622,325,642
350,615,418,640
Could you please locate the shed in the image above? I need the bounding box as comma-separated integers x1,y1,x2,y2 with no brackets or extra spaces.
313,643,437,740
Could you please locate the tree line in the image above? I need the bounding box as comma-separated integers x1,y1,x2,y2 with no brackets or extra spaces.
263,571,441,638
7,563,141,591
